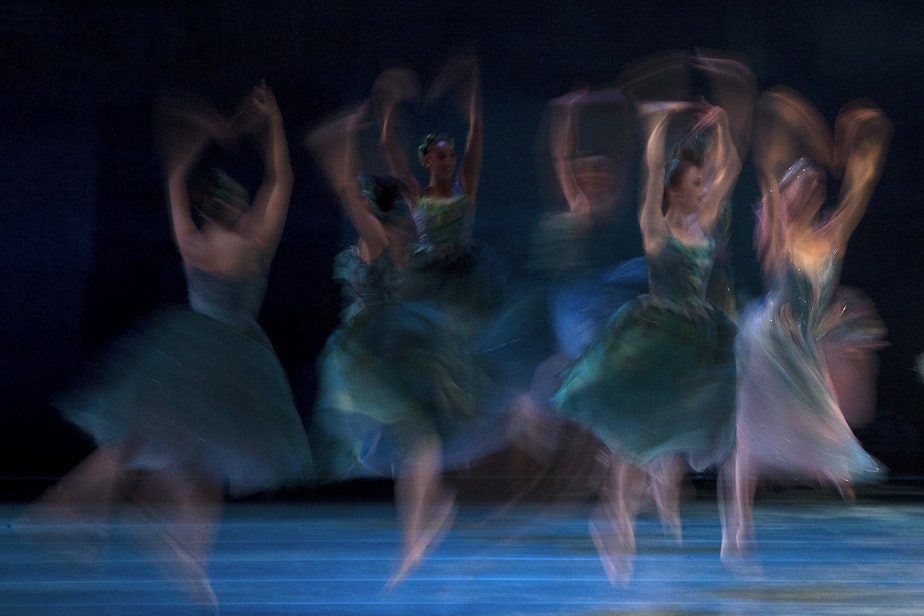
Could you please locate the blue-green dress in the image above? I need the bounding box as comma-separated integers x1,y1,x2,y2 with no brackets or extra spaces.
479,211,648,392
400,192,505,326
553,235,737,471
57,265,315,497
312,247,503,481
735,253,884,482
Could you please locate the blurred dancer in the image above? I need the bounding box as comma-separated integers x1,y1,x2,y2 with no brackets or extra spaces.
542,86,648,367
553,97,742,585
376,53,504,333
726,88,892,561
373,56,515,552
632,52,755,545
307,102,497,589
504,85,647,503
19,83,312,611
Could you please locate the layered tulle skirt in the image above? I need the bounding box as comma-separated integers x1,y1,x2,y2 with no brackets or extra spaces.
735,290,885,483
549,256,649,360
312,299,507,482
400,242,507,328
57,306,314,497
553,295,737,471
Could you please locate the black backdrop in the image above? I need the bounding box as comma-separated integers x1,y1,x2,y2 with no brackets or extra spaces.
2,1,923,494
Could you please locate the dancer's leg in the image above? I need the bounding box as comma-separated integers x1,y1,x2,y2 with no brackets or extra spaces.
128,464,222,612
589,453,647,587
720,444,757,565
16,445,131,562
647,453,685,542
388,435,456,589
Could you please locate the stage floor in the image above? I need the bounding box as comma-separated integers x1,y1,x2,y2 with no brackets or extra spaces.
3,484,923,615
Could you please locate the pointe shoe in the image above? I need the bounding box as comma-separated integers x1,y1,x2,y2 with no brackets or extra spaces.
385,540,425,591
654,505,682,544
662,520,682,544
188,580,219,615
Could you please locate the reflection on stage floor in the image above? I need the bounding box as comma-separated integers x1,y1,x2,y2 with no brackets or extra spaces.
3,480,923,615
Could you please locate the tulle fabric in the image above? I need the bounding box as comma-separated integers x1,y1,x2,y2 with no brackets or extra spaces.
549,255,649,360
554,237,737,471
312,248,508,482
399,193,506,325
735,258,885,483
820,286,888,428
57,301,314,497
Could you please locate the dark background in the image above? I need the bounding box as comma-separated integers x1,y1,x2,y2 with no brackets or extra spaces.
3,1,923,498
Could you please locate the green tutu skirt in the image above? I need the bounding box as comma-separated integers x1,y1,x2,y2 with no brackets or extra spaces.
553,294,736,471
57,306,314,497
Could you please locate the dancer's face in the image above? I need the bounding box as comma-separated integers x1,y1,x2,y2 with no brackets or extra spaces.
424,140,456,183
573,155,620,214
671,165,706,214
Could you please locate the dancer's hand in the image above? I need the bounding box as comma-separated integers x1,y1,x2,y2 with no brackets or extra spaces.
425,48,480,108
251,80,281,122
836,103,891,160
230,80,283,137
692,51,753,89
373,67,419,127
692,100,727,132
638,100,693,118
638,100,692,135
552,86,589,111
155,93,230,179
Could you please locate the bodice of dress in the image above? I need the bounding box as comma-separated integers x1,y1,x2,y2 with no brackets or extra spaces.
412,192,474,262
647,236,715,311
185,265,267,326
334,247,399,321
773,252,842,338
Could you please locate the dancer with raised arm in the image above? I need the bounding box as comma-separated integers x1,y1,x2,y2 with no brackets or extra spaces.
308,101,495,589
553,97,741,585
377,53,504,332
504,85,647,503
726,88,892,562
19,83,312,612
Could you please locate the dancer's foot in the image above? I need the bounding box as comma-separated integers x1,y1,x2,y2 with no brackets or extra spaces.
386,491,457,591
720,531,763,579
588,516,634,588
162,532,219,613
650,486,682,544
647,456,684,544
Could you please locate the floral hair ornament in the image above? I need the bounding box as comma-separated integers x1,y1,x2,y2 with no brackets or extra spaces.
417,132,454,165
